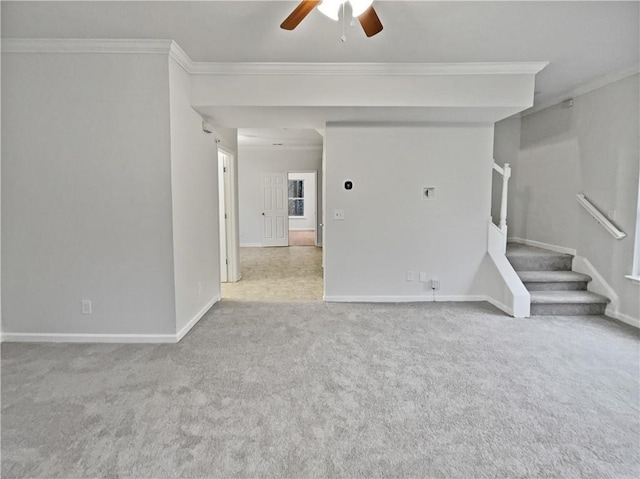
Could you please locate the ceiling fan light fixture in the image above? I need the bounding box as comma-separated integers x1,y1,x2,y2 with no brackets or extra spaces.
317,0,342,21
350,0,374,17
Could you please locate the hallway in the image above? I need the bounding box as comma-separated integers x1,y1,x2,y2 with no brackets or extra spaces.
221,246,323,301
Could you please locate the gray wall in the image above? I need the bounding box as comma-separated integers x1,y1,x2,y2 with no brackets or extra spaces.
324,124,494,300
238,147,323,246
2,52,177,335
499,74,640,321
492,116,522,228
169,57,221,333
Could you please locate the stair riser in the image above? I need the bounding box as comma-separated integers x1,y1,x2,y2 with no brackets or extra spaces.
525,282,588,291
509,256,573,272
531,302,607,316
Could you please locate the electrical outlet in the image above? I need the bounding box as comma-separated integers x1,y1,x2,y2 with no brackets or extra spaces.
197,282,202,294
81,300,92,315
406,271,414,281
419,272,428,282
431,279,440,290
333,209,345,220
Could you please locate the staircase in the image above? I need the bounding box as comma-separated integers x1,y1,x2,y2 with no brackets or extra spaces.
506,242,610,315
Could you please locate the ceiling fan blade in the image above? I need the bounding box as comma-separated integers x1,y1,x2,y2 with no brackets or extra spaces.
358,5,383,37
281,0,321,30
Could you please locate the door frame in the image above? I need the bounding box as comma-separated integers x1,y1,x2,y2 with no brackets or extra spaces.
287,170,319,247
218,151,228,282
218,147,240,282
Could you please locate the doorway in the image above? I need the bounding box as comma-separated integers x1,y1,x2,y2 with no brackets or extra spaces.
218,149,239,283
287,171,317,246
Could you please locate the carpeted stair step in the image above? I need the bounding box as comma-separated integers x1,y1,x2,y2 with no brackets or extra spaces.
506,243,573,272
530,291,609,316
518,271,592,291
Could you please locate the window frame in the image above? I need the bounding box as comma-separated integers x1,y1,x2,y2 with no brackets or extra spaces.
288,179,305,218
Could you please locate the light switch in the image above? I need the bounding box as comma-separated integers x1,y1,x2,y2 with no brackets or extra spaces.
334,209,345,220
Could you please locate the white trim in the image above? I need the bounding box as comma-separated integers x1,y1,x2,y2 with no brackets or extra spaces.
575,194,626,240
489,224,530,318
508,237,577,256
190,61,549,76
323,295,487,303
523,67,640,116
176,295,219,342
1,295,220,344
484,297,514,316
168,41,193,73
625,275,640,284
239,145,323,151
1,38,174,55
240,243,262,247
1,40,547,79
608,310,640,329
1,332,177,344
572,255,621,318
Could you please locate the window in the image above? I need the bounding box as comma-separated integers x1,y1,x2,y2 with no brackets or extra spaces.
288,179,304,217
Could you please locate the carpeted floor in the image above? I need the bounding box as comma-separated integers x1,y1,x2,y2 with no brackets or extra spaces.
222,246,323,302
2,301,639,478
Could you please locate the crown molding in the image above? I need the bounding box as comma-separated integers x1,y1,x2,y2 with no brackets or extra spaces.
522,66,640,116
2,38,548,78
238,144,323,151
1,38,175,55
190,61,549,76
168,41,194,72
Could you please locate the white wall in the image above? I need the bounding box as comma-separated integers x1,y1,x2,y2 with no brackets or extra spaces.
503,74,640,322
324,124,494,300
288,172,316,231
238,147,322,246
492,115,522,227
168,57,220,335
1,52,177,335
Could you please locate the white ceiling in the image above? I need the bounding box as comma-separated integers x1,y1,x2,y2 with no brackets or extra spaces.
3,1,638,103
2,1,638,135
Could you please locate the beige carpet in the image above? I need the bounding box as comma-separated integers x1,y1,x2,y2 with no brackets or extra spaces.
222,246,323,301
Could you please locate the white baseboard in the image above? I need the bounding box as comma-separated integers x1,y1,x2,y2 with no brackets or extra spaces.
240,243,262,247
484,296,514,316
1,332,178,344
1,295,221,344
176,295,219,342
573,256,621,314
508,237,577,256
323,295,486,303
608,310,640,329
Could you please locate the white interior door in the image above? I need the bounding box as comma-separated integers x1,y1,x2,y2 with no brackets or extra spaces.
262,173,288,247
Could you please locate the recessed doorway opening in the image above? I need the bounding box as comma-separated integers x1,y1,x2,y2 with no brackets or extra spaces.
288,171,317,247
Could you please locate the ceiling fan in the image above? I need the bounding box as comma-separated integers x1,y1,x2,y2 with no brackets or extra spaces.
281,0,383,38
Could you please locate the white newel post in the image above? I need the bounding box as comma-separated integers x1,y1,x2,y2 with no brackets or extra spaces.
499,163,511,232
